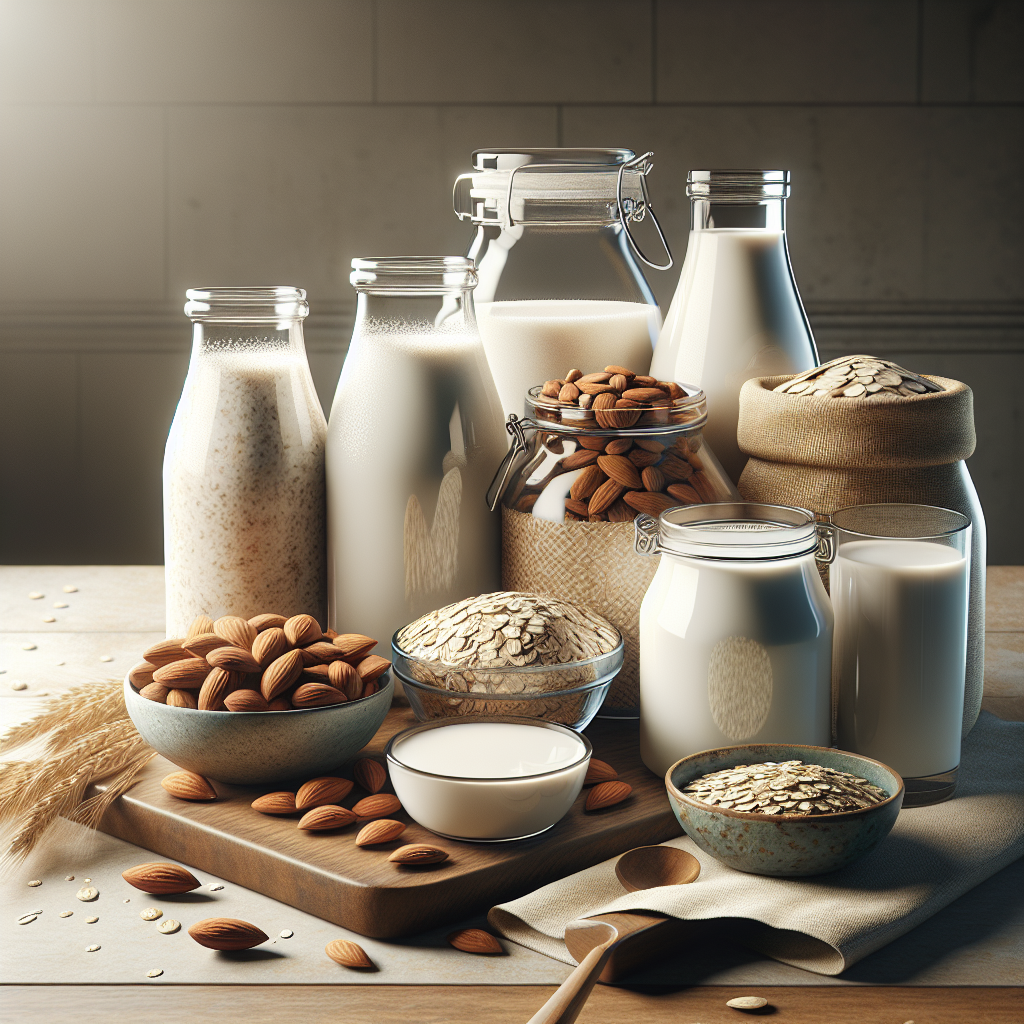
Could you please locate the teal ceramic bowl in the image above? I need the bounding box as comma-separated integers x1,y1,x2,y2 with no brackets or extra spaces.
665,743,904,877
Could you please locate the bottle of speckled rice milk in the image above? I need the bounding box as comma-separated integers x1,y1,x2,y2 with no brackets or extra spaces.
634,502,833,777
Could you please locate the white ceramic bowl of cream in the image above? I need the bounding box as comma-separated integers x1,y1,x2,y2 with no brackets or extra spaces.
385,717,591,842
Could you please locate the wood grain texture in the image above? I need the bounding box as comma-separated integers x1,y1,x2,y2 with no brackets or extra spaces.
3,985,1020,1024
94,708,679,938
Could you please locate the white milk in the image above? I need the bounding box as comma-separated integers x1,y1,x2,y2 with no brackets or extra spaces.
388,722,589,840
164,344,326,635
651,230,816,482
476,299,660,421
832,540,968,779
639,553,833,777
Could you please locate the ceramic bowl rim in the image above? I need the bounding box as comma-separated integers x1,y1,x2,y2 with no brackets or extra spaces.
385,715,592,783
123,671,393,716
665,742,905,823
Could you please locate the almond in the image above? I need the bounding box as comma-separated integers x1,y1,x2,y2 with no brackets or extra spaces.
588,478,625,515
292,682,347,708
560,448,600,470
128,660,157,688
584,759,618,785
122,862,201,894
564,368,583,382
251,627,289,668
578,436,607,451
641,466,666,492
689,471,717,503
591,391,617,410
267,697,291,711
139,682,169,703
353,793,401,821
325,938,374,969
152,657,210,688
558,381,580,403
355,655,391,683
635,437,666,453
666,482,701,504
604,437,633,455
300,641,347,665
632,374,658,386
361,680,379,699
606,499,635,523
597,454,642,490
354,758,387,795
576,381,618,397
603,364,635,377
251,792,297,815
161,770,217,801
297,805,356,831
627,447,661,468
207,645,261,674
186,615,215,638
623,490,675,516
143,638,189,667
284,613,322,646
577,371,612,384
568,464,606,501
355,819,406,847
198,667,241,711
564,498,590,518
658,453,694,482
447,928,503,954
608,373,628,391
260,649,305,701
540,379,562,398
332,633,378,661
328,659,362,700
213,615,257,650
223,689,270,713
389,843,449,866
248,613,287,632
621,386,669,403
166,688,198,709
181,632,232,659
188,918,268,951
295,777,354,811
585,780,632,811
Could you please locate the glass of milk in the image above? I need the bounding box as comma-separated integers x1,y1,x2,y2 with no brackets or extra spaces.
453,149,671,422
828,504,972,806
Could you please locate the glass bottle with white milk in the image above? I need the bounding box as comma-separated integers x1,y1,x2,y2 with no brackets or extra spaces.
326,258,506,654
454,149,671,422
651,170,818,483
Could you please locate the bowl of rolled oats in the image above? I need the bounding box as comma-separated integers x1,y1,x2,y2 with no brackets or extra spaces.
666,743,904,876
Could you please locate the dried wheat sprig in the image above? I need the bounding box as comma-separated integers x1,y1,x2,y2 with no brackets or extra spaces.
0,677,125,754
68,744,157,831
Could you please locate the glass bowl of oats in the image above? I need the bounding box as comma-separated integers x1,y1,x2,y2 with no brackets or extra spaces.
392,592,624,731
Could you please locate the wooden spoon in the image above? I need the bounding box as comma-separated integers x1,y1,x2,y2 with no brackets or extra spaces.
525,846,700,1024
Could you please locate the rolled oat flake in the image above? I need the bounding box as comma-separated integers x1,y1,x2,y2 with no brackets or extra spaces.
85,945,101,952
146,969,164,979
85,916,99,924
157,919,180,934
59,911,73,918
726,995,769,1010
76,886,99,902
17,914,38,925
207,883,223,891
140,908,162,921
279,929,293,939
27,880,41,887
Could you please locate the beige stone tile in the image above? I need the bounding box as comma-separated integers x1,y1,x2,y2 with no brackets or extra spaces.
92,0,372,102
376,0,652,103
0,0,93,102
0,106,164,303
0,566,165,634
987,567,1024,631
984,632,1024,698
166,104,557,304
656,0,917,102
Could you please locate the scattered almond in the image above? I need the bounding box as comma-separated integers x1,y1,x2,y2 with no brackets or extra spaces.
297,805,357,831
284,613,322,646
325,938,374,969
353,794,401,821
251,792,297,816
213,615,257,650
388,844,448,866
161,771,217,801
122,863,201,895
295,777,354,811
188,918,268,951
585,780,633,811
447,928,503,954
353,758,387,795
584,759,619,786
355,819,406,846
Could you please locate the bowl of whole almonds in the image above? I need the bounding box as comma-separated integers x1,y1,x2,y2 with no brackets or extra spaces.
392,592,623,731
666,743,904,876
124,613,393,785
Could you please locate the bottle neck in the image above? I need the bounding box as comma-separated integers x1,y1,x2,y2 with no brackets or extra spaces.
190,319,307,357
353,290,478,335
690,197,785,232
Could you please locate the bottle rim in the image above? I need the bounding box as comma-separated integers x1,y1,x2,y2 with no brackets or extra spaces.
350,256,478,294
525,383,707,433
184,286,308,322
656,502,820,560
687,169,791,202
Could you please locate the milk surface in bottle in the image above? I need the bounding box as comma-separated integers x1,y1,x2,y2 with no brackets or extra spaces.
651,170,817,483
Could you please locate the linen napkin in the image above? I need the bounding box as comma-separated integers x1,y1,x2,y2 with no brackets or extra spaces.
489,712,1023,975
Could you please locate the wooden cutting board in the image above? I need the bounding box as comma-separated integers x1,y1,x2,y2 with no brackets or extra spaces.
96,708,680,939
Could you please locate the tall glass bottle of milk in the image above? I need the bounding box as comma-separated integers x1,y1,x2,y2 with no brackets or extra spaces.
651,170,818,483
326,258,506,652
454,149,672,422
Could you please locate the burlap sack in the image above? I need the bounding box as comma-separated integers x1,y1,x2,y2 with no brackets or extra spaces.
737,374,986,736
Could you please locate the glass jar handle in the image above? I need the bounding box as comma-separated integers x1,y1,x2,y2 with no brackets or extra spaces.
633,513,664,556
617,152,673,271
486,414,532,512
814,518,836,565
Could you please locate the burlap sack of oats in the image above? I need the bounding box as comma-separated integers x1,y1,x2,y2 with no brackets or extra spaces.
502,507,658,716
737,374,986,736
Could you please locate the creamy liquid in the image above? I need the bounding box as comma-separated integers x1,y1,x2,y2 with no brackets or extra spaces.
476,299,660,422
163,343,327,635
639,553,833,777
326,321,506,650
389,723,588,839
650,230,816,483
832,540,968,779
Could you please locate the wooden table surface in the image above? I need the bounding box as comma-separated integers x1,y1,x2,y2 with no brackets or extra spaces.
2,565,1021,1024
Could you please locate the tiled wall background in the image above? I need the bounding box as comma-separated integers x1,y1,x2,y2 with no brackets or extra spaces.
1,0,1021,563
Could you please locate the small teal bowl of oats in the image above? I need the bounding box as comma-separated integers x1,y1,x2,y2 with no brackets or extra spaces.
665,743,904,877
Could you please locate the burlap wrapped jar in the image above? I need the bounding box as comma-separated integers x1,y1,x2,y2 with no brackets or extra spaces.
736,374,986,736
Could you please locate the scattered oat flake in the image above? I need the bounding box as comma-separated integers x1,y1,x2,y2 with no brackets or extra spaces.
17,914,38,925
140,908,162,921
43,616,56,623
157,919,180,934
56,661,65,666
53,602,68,608
99,655,113,663
85,945,100,952
10,681,27,691
76,886,99,902
21,644,37,651
27,880,41,887
279,929,293,939
63,585,78,593
83,878,92,883
60,911,73,918
146,969,163,979
207,883,223,891
28,592,44,600
726,995,769,1010
86,916,98,924
65,875,75,881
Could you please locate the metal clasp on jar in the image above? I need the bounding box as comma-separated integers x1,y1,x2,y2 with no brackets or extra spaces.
486,414,533,512
633,513,664,556
814,515,836,565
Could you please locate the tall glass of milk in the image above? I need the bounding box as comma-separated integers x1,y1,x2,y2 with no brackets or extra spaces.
453,149,671,422
828,504,971,806
650,170,818,484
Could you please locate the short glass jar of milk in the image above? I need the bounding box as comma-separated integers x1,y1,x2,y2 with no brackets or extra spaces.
163,287,327,635
634,503,834,777
827,504,971,806
453,149,671,421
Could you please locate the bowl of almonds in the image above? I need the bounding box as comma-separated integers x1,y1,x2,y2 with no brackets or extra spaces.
124,613,393,785
665,743,904,876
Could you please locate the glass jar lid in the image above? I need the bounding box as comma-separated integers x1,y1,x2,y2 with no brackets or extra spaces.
350,256,477,294
636,502,820,560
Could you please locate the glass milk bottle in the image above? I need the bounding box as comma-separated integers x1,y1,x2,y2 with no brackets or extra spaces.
651,170,818,483
453,149,672,422
163,288,327,635
634,503,833,777
326,258,506,650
